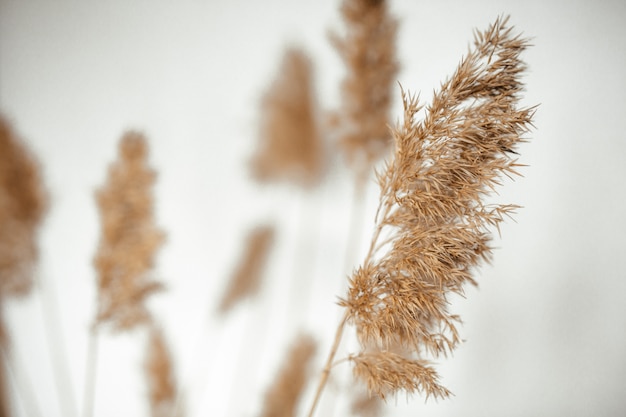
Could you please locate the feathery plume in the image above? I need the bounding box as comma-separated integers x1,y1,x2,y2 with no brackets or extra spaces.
250,47,325,188
330,0,399,180
341,15,535,399
218,225,275,314
350,388,383,417
0,116,47,297
308,17,535,413
93,131,165,332
145,325,181,417
260,334,317,417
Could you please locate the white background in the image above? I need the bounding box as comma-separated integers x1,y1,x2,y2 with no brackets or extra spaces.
1,1,626,416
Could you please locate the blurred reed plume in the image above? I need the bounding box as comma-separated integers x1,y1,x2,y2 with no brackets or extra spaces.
145,325,181,417
250,47,325,189
218,224,275,314
260,334,317,417
351,394,382,417
308,16,535,414
330,0,399,181
84,131,167,417
0,116,48,417
0,116,47,298
93,131,166,332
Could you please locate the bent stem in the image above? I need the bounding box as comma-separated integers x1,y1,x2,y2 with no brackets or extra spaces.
306,311,349,417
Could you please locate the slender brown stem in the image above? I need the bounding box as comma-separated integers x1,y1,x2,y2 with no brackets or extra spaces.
306,311,349,417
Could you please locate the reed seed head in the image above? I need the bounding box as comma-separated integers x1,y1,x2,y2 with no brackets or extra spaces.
217,224,275,315
330,0,399,180
145,324,180,417
0,116,47,298
260,334,317,417
250,47,325,188
341,15,536,400
93,131,165,332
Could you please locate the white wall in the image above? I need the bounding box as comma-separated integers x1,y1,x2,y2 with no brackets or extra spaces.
1,1,625,416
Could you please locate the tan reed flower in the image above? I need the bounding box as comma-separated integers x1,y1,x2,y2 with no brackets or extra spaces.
93,131,165,332
350,387,384,417
217,225,275,314
337,15,536,400
250,47,325,188
0,116,48,298
330,0,399,180
145,324,180,417
260,334,317,417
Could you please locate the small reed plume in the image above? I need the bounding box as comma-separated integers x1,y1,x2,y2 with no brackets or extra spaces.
350,386,383,417
330,0,399,180
218,225,275,314
92,131,166,332
0,115,47,417
250,47,325,188
260,334,317,417
0,116,47,298
85,131,166,417
308,16,535,414
144,324,181,417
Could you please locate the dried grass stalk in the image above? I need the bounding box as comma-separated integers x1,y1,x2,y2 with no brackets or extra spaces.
218,225,275,314
93,132,165,332
260,334,317,417
250,47,325,188
330,0,399,179
0,116,47,297
308,17,535,414
145,325,180,417
339,15,535,400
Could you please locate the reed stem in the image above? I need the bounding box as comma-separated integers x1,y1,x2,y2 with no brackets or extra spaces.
306,311,348,417
82,328,99,417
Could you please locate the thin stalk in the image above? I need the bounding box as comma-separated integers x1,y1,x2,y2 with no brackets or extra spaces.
285,188,321,334
36,276,77,417
342,180,367,275
82,328,99,417
0,343,43,417
306,311,348,417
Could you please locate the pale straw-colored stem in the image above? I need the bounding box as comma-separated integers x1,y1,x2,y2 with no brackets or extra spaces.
36,276,78,417
306,311,349,417
0,342,43,417
342,179,367,274
82,327,99,417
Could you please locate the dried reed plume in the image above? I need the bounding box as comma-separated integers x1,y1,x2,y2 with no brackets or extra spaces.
260,334,317,417
330,0,399,180
93,131,166,332
309,16,535,413
0,116,47,298
145,325,181,417
350,386,383,417
250,47,325,188
218,225,275,314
